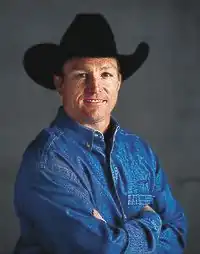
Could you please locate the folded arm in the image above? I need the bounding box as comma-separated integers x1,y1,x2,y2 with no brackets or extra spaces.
153,155,187,253
15,150,162,254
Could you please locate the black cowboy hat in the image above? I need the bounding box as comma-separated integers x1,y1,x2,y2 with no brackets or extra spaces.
23,13,149,90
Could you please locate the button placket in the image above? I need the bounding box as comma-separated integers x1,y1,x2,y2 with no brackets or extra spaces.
110,159,118,184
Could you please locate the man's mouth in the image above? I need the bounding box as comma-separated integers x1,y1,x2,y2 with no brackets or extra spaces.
83,99,107,104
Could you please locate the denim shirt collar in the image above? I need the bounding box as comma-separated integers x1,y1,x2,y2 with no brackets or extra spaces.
51,106,120,150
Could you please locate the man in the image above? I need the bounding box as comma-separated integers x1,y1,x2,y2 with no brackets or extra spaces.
14,13,187,253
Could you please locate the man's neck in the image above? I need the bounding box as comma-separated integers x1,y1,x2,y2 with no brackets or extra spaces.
80,118,110,134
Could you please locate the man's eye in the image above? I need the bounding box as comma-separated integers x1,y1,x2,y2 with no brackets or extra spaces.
76,73,87,78
101,72,113,78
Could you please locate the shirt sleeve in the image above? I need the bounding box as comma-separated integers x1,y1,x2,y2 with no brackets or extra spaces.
152,155,187,253
15,149,162,254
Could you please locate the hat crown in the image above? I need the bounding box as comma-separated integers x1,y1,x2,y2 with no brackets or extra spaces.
59,13,117,57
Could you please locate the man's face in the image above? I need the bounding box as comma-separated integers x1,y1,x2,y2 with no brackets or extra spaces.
54,57,121,125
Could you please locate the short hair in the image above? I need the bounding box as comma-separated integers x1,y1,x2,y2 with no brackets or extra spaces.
54,57,121,78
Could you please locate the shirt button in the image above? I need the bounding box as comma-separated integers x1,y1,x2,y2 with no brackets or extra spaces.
86,142,91,148
94,132,100,137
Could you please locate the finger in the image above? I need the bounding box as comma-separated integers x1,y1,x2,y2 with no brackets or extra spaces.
92,209,106,222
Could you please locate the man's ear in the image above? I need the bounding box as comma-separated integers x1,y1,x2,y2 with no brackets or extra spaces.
117,73,122,91
53,75,64,95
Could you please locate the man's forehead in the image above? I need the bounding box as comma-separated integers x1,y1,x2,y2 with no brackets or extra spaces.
64,57,118,70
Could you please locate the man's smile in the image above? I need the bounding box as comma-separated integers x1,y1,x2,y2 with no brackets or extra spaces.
83,99,107,104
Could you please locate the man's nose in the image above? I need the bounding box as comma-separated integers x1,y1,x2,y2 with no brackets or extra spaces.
86,75,102,93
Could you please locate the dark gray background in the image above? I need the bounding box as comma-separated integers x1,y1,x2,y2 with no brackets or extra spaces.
1,1,200,253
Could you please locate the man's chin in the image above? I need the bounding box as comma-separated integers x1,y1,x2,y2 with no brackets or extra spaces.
81,113,109,124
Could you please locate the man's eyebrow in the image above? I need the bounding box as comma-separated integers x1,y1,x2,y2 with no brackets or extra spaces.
100,65,118,70
68,66,86,71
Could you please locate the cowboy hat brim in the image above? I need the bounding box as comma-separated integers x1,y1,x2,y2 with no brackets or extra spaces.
23,42,149,90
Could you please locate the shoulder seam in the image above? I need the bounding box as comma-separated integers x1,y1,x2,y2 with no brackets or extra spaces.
40,127,64,167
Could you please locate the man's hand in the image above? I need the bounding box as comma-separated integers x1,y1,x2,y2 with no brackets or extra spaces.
92,209,106,222
143,205,156,213
92,206,155,222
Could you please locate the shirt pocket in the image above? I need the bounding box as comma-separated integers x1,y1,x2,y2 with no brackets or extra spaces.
126,194,154,218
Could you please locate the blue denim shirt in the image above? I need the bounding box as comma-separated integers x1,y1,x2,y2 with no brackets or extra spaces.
14,106,187,253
